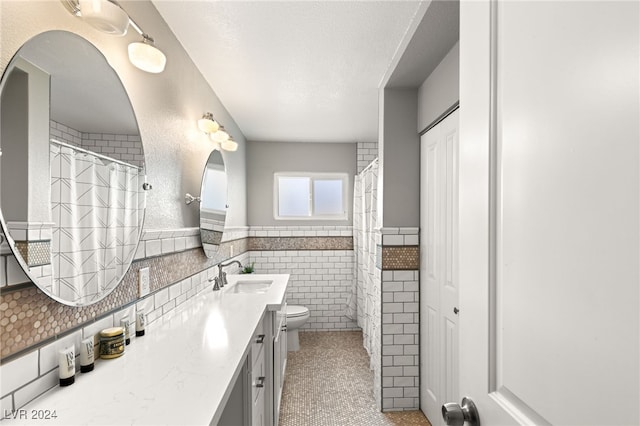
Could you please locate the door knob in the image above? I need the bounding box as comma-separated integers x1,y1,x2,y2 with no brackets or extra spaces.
442,397,480,426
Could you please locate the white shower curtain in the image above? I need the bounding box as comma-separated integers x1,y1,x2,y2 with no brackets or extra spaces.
347,158,379,368
50,143,141,303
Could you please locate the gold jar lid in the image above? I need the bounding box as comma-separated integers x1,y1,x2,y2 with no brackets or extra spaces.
100,327,124,338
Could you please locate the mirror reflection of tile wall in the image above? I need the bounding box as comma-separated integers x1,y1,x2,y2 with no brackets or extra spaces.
50,120,144,168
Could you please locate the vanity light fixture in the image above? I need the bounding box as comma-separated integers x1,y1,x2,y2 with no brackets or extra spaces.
198,112,220,134
197,117,237,152
60,0,167,73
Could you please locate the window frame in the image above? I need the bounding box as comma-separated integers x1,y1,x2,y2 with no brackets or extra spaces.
273,172,349,221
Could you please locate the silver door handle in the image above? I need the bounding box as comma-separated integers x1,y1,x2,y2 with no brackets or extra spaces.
442,397,480,426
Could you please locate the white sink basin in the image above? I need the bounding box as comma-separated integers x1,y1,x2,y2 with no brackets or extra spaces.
229,279,273,294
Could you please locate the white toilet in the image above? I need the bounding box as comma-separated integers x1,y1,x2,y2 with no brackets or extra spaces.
285,305,310,351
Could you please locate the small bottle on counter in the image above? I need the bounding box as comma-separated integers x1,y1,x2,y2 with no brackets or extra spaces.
120,316,131,345
58,347,75,386
79,337,94,373
135,310,145,337
99,327,125,359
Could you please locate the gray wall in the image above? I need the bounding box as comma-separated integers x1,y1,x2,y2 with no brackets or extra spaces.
246,141,356,226
417,42,459,132
1,0,247,231
380,89,420,227
378,42,459,229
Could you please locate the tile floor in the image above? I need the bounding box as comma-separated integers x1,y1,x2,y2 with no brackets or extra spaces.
279,331,432,426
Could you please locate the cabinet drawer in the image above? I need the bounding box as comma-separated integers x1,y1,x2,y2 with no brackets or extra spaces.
251,347,266,404
251,317,266,366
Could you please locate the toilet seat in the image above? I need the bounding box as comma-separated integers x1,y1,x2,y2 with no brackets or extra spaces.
286,305,309,318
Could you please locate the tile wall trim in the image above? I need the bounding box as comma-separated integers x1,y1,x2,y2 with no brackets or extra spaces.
249,237,353,251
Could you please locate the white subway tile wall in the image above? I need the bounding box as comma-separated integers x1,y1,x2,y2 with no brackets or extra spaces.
251,249,358,331
381,269,420,411
248,226,357,331
50,121,144,168
136,228,201,260
357,141,378,173
379,227,420,411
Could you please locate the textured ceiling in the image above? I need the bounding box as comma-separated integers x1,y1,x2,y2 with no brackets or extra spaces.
153,1,424,143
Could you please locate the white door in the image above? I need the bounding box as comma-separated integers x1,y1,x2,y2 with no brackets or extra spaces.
456,1,639,425
420,109,459,426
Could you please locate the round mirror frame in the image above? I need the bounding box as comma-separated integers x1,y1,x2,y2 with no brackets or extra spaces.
199,150,228,258
0,30,146,306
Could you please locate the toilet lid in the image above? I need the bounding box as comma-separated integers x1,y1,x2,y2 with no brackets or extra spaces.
286,305,308,317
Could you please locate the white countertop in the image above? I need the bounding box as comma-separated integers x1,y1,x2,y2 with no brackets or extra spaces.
3,274,289,426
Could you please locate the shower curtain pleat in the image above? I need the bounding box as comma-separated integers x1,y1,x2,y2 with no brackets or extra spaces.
50,143,139,304
347,159,379,370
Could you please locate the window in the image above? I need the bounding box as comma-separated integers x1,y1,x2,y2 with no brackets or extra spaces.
274,172,348,220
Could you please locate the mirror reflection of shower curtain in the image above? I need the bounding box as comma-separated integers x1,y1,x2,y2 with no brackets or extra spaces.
50,143,140,303
347,158,379,370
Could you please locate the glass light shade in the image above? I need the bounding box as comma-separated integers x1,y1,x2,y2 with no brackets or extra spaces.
221,139,238,152
211,129,229,143
79,0,130,36
198,115,219,134
128,39,166,73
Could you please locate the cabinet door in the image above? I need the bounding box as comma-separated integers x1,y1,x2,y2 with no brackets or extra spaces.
252,385,265,426
252,350,266,426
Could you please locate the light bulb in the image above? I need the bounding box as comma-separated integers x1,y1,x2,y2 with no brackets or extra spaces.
197,113,219,133
79,0,130,36
221,139,238,152
128,35,166,73
211,129,229,143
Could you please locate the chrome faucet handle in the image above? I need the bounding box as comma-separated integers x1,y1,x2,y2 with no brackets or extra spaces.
221,271,228,286
210,276,221,291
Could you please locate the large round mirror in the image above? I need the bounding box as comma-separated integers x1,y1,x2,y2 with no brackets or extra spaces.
199,150,227,258
0,31,145,306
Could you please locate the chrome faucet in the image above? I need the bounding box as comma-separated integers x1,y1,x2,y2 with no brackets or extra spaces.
217,260,243,288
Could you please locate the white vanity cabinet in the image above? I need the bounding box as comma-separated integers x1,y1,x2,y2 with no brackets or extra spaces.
261,300,287,426
251,315,267,426
218,278,289,426
245,301,287,426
